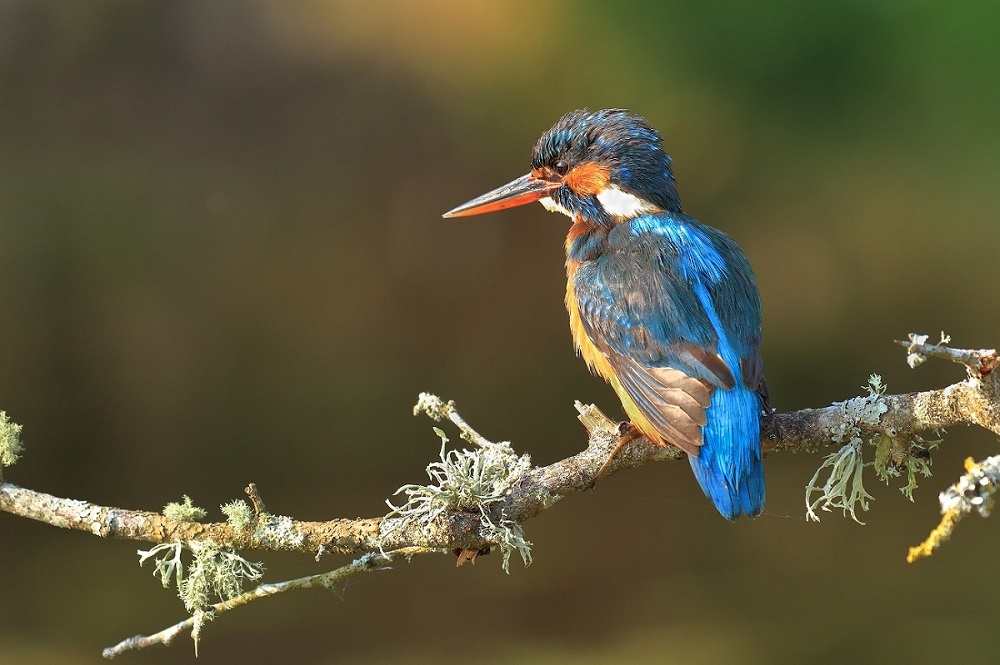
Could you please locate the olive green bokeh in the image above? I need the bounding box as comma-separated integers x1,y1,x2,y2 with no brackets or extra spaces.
1,2,998,663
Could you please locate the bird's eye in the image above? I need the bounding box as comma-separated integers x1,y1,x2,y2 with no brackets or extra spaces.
553,160,569,176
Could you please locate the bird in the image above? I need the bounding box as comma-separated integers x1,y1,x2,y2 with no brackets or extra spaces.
443,109,766,520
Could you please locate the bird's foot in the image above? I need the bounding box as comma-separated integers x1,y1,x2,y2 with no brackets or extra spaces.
593,422,642,482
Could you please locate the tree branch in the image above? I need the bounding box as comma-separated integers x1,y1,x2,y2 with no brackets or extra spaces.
4,338,995,555
0,334,997,656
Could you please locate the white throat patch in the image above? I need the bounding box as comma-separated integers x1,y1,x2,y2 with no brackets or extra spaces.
539,196,572,218
596,186,661,218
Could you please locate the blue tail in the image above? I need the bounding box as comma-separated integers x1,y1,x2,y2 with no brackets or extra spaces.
688,385,765,520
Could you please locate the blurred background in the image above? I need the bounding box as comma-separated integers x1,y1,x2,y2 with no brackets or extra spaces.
1,1,998,663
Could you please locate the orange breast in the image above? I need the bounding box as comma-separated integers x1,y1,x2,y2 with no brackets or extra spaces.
564,231,610,373
565,235,670,447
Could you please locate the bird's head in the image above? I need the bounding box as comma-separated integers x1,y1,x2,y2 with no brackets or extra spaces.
444,109,681,224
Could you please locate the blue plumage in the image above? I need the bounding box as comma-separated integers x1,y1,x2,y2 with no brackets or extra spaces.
571,212,765,519
690,279,765,518
692,386,764,519
443,109,767,520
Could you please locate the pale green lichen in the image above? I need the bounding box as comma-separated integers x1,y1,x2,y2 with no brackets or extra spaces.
163,495,208,522
866,373,886,398
905,332,952,368
137,538,264,654
873,434,938,501
386,427,533,572
252,513,304,549
136,540,264,608
805,375,887,523
478,511,532,571
806,375,939,521
190,610,214,656
901,451,935,500
138,542,186,589
806,439,873,523
0,410,24,467
179,540,264,613
872,434,894,481
221,499,253,531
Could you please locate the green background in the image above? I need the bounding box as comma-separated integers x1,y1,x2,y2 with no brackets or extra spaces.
1,2,998,663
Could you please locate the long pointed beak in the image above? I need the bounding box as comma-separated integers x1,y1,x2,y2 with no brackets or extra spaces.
443,173,559,218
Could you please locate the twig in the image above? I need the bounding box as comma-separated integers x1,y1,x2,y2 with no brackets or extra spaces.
897,333,998,375
244,483,267,515
908,454,1000,562
414,393,493,447
102,547,436,658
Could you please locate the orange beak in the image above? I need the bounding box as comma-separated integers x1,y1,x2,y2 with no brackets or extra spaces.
442,173,560,218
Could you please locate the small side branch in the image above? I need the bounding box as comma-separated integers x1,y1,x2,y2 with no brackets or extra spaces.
413,393,494,447
244,483,267,515
102,547,435,658
898,333,999,376
908,454,1000,562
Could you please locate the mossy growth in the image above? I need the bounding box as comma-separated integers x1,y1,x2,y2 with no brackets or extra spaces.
386,427,533,572
806,374,939,522
221,499,253,531
163,495,208,522
137,539,264,654
0,410,24,468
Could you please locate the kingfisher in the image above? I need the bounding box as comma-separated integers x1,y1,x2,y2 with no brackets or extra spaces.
443,109,766,520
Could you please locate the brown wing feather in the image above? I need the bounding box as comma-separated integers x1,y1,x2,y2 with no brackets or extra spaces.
677,342,736,390
612,354,714,456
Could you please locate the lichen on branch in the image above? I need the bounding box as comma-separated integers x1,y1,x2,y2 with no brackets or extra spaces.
0,410,24,470
384,425,533,572
803,374,939,523
0,334,998,655
909,454,1000,562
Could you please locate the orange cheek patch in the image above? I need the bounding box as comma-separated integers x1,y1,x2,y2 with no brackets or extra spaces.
564,162,610,196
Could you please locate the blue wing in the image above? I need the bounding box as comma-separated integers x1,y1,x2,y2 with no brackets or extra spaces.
572,212,765,453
